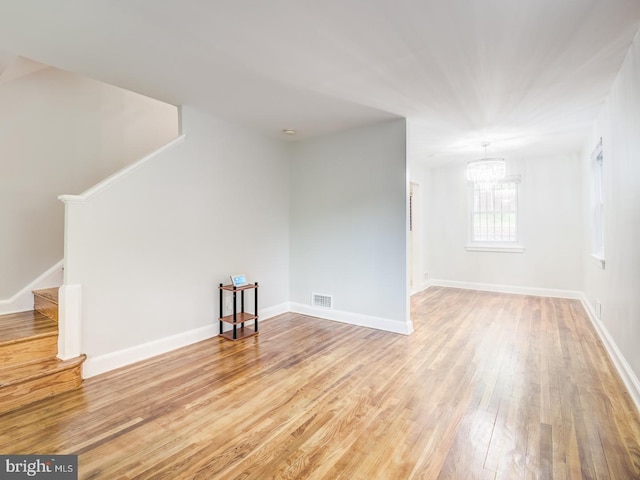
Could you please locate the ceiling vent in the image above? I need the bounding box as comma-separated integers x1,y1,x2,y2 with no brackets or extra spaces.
312,293,333,309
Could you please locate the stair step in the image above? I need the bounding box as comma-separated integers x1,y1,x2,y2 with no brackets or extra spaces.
0,355,86,414
0,311,58,368
0,290,85,414
32,288,59,304
32,287,59,322
0,310,58,343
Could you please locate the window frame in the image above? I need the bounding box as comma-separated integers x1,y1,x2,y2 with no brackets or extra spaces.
465,175,524,253
590,138,605,268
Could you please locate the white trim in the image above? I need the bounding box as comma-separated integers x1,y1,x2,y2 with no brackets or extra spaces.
83,302,290,378
580,294,640,414
59,134,186,204
259,302,290,320
84,301,412,377
289,302,413,335
410,280,432,296
0,260,64,314
589,253,606,269
429,279,583,299
83,323,216,378
465,244,525,253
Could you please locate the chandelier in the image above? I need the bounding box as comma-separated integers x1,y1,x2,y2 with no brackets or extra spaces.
466,142,506,185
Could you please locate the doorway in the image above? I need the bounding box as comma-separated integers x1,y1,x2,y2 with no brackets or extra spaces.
409,182,422,292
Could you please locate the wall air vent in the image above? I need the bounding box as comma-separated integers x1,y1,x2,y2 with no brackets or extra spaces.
312,293,333,309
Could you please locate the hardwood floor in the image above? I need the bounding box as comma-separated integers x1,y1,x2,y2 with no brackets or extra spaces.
1,287,639,479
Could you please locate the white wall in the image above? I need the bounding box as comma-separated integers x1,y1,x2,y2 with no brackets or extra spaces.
0,58,178,300
289,119,411,333
64,107,290,370
583,30,640,386
416,154,583,292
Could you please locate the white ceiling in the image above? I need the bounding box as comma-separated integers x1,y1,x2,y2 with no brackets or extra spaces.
0,0,639,166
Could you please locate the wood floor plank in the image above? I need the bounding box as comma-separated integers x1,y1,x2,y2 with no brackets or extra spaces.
1,288,639,479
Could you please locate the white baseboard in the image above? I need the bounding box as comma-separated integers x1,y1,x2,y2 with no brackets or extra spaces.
580,295,640,415
429,279,583,299
84,302,291,378
0,260,64,314
410,280,432,296
84,301,413,378
289,302,413,335
260,302,290,320
83,324,218,378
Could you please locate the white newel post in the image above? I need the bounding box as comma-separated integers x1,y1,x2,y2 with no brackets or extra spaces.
58,284,82,359
58,194,86,361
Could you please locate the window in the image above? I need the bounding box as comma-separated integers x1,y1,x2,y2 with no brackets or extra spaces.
470,178,520,244
591,139,605,266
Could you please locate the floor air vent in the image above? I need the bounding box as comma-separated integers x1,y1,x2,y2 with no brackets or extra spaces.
312,293,333,309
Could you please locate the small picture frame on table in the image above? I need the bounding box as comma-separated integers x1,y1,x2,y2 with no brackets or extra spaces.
230,274,248,288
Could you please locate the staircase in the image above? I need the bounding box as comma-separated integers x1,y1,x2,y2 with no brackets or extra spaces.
0,288,85,414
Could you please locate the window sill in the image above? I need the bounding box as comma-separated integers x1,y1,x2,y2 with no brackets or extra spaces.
465,244,525,253
590,254,606,269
